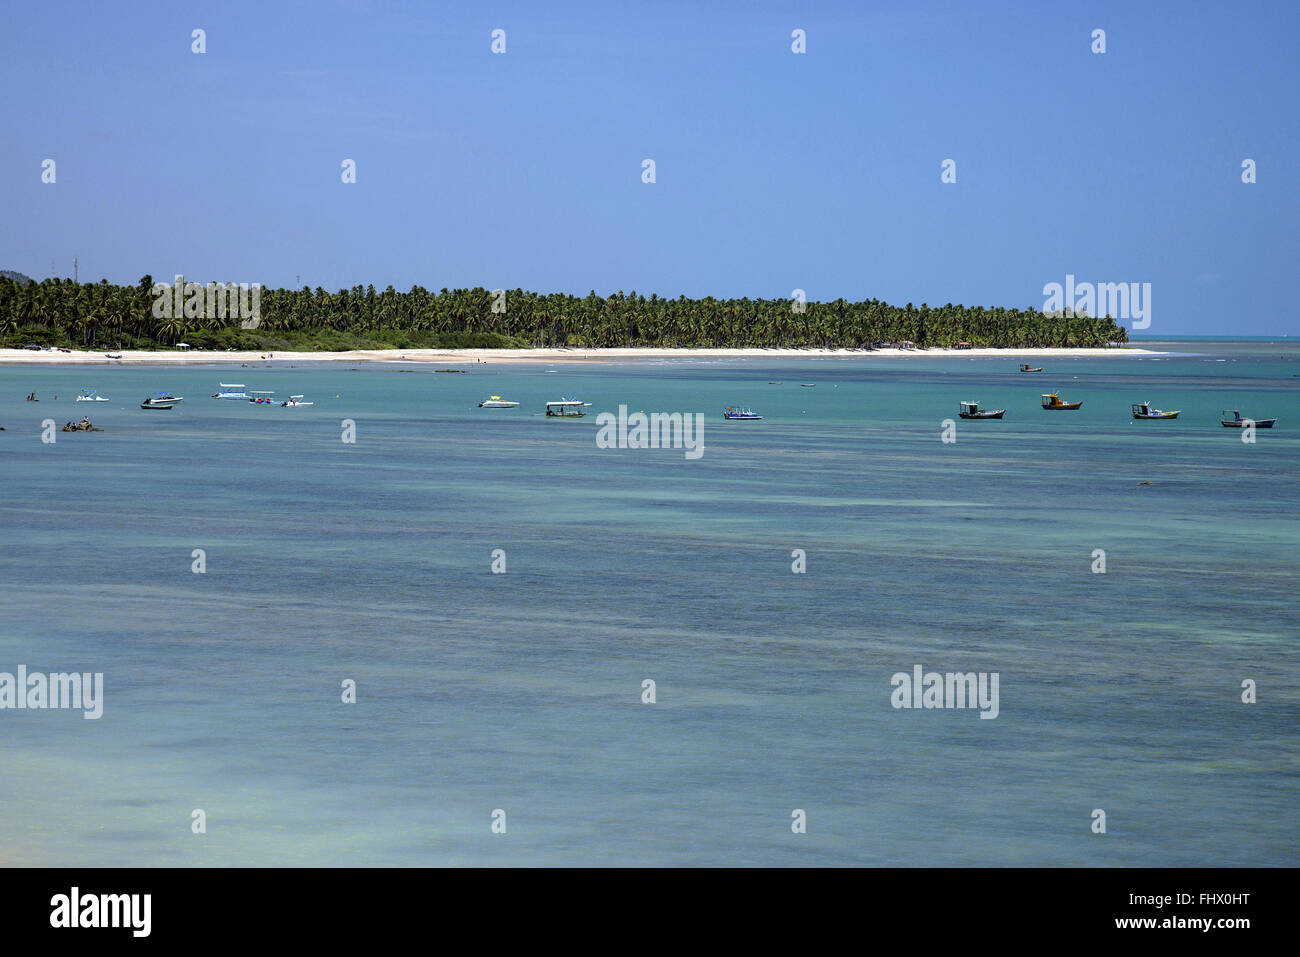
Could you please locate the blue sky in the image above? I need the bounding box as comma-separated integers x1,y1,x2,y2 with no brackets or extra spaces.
3,0,1297,334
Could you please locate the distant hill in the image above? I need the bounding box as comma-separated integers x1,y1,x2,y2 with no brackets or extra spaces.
0,270,34,284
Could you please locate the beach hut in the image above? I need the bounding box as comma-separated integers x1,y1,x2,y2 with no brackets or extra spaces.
176,342,191,350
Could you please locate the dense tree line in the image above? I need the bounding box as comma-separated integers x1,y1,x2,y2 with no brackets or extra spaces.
0,275,1129,350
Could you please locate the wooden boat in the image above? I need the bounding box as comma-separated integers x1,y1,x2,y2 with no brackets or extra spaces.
958,401,1005,420
723,406,763,420
1131,402,1179,420
1019,364,1043,372
1221,410,1276,428
1041,392,1082,410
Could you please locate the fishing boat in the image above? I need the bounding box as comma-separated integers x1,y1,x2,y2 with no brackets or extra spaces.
248,391,276,404
1220,410,1276,428
281,395,314,407
723,406,763,420
1131,402,1179,420
478,396,520,408
76,389,109,402
958,401,1005,420
141,392,182,409
1041,392,1082,410
545,397,590,418
1019,364,1043,372
212,383,249,399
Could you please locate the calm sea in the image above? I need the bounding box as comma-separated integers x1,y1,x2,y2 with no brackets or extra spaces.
1,342,1297,866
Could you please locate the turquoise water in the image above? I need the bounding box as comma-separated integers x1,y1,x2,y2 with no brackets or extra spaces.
1,344,1297,866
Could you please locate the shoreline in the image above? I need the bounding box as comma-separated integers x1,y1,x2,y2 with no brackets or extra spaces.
0,345,1161,366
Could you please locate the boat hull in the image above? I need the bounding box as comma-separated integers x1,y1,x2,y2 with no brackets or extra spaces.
959,410,1005,419
1222,419,1275,428
1133,412,1179,419
1042,403,1082,410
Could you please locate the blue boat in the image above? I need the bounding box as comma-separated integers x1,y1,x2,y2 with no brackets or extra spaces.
723,406,762,420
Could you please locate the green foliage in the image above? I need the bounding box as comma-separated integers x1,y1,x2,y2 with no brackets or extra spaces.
0,277,1130,350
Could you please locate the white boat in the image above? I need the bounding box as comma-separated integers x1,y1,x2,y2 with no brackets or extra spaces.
141,392,182,409
545,398,591,418
213,383,250,399
76,390,109,402
281,395,314,407
479,396,520,408
248,391,276,404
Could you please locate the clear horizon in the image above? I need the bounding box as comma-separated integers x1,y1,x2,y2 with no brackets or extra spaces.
3,0,1297,335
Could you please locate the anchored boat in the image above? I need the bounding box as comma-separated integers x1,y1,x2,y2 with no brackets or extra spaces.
1019,364,1043,372
479,396,520,408
958,401,1005,420
723,406,763,420
76,390,109,402
248,391,276,404
1131,402,1179,420
213,383,249,399
281,395,314,407
1221,409,1276,428
1041,392,1082,410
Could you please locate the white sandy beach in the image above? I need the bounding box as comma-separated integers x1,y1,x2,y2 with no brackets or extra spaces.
0,345,1160,366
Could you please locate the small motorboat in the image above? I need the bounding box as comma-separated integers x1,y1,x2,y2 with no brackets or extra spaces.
76,390,109,402
958,401,1005,420
1221,410,1276,428
1019,364,1043,372
1131,402,1179,420
213,383,249,399
281,395,314,407
723,406,763,420
141,392,182,409
545,398,590,418
800,383,816,388
248,391,276,404
479,396,520,408
1041,392,1082,410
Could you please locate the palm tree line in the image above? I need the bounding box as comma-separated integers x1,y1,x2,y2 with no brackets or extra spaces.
0,275,1129,350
